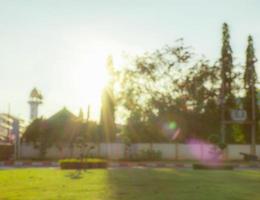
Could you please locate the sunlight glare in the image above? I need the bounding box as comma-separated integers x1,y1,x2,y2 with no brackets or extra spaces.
65,39,123,120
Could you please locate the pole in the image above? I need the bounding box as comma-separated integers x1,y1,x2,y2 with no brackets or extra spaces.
221,104,226,143
220,78,226,144
251,81,256,155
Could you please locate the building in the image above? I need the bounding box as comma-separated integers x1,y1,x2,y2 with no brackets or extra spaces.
28,88,43,121
0,113,25,143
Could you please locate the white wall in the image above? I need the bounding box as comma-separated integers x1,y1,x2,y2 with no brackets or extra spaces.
19,143,259,160
20,144,38,159
153,143,176,160
227,145,251,160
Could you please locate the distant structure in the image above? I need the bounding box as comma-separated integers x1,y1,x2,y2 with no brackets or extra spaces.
0,113,25,143
28,88,43,121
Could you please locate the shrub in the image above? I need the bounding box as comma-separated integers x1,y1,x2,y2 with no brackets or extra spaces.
59,158,107,169
193,163,234,170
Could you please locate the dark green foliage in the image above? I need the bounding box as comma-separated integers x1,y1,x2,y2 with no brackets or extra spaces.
123,115,169,143
47,108,79,151
193,163,234,170
218,142,227,150
23,118,51,158
220,23,236,112
117,24,255,144
243,35,259,143
219,23,238,143
208,134,227,149
118,40,223,142
23,108,99,158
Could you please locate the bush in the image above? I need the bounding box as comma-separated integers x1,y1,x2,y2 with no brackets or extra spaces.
59,158,107,169
129,149,162,161
193,163,234,170
0,145,14,161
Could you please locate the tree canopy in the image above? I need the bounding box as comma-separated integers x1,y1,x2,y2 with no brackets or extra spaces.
116,23,259,144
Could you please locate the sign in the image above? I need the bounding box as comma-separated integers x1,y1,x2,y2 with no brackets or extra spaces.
230,109,247,122
12,119,20,159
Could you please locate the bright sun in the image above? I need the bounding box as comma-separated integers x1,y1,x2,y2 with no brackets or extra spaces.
63,39,122,121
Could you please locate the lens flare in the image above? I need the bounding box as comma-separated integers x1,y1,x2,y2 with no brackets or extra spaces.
186,138,223,165
168,122,177,130
162,121,180,140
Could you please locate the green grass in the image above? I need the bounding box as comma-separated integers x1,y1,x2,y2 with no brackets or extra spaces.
1,168,260,200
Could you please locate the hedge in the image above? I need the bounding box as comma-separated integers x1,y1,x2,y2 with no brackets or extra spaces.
193,163,234,170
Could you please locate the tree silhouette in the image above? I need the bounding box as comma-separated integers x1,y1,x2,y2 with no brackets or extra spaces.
243,35,259,142
219,23,236,143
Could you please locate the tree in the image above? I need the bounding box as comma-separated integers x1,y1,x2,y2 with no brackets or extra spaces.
243,35,259,143
117,41,191,142
47,108,79,156
175,60,221,139
100,56,116,142
23,118,51,158
219,23,236,143
220,23,235,105
23,108,100,158
117,40,223,142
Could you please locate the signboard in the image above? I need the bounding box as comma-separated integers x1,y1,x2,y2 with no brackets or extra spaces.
12,119,20,159
230,109,247,122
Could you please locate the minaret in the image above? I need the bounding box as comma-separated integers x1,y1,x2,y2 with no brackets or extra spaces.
28,88,43,121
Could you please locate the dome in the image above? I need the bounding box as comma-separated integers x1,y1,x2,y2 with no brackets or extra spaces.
30,88,43,99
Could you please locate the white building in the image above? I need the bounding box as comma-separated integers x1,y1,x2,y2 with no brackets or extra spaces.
0,113,25,143
28,88,43,121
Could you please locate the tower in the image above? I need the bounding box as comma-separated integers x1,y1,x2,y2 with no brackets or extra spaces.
28,88,43,121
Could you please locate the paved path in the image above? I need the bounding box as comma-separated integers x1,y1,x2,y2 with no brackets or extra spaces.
1,161,260,169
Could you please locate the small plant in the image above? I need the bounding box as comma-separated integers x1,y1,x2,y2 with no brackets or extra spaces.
218,142,227,150
68,134,95,177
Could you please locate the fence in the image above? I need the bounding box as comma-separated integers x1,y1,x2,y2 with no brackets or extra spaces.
19,143,260,160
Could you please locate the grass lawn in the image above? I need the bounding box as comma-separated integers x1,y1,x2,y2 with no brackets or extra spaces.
0,168,260,200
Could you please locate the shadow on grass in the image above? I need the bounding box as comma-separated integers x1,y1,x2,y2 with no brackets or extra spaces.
106,168,187,200
65,170,88,179
106,168,260,200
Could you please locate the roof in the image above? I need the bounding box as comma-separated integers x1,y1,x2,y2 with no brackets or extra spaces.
30,88,43,100
48,107,77,122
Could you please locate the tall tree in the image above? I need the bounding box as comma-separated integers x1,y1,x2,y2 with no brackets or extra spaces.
117,40,224,142
220,23,236,143
100,56,116,142
243,35,259,143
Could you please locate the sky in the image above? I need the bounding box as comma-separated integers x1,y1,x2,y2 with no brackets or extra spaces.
0,0,260,122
